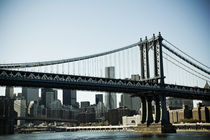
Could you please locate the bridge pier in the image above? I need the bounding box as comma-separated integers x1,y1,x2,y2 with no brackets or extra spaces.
160,95,169,124
154,96,160,123
136,95,176,133
146,96,153,125
140,97,146,123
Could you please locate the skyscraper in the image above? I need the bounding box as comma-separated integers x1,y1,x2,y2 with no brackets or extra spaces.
63,89,77,107
45,90,58,108
120,94,140,113
22,87,39,105
202,82,210,106
120,75,141,113
40,88,57,107
14,98,26,126
96,94,103,105
5,86,14,98
105,66,117,110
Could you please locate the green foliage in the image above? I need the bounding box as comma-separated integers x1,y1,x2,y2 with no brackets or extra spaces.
79,123,89,126
103,120,109,126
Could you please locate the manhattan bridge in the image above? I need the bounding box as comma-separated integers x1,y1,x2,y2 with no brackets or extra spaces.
0,32,209,132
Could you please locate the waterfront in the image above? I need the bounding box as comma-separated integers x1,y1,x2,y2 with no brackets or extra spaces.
1,131,210,140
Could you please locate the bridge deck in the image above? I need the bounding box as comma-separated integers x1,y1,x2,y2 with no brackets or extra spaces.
0,69,209,100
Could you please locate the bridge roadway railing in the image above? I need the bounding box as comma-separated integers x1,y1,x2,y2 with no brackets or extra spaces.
0,69,209,100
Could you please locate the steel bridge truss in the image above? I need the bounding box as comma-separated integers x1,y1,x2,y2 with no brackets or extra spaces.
0,69,209,100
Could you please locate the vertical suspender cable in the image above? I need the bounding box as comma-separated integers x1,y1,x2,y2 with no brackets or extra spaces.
119,52,121,79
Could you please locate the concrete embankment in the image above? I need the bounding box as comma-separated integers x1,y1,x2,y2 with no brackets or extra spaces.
17,124,210,134
54,126,135,132
173,123,210,132
16,126,135,133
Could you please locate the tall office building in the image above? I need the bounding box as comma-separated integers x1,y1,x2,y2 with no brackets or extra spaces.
105,66,117,110
202,82,210,106
120,94,140,113
96,94,103,105
5,86,14,98
22,87,39,105
14,98,26,126
45,90,58,108
41,88,57,108
63,89,77,107
120,75,141,113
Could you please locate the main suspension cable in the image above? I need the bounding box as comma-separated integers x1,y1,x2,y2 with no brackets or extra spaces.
163,51,210,80
0,42,141,69
163,56,209,82
163,38,209,69
162,43,210,75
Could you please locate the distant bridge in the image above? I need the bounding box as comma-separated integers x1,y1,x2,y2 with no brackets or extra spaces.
17,117,77,123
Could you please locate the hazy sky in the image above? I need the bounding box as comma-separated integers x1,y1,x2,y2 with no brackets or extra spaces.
0,0,209,105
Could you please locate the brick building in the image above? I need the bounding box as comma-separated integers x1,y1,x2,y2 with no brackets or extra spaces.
192,103,210,122
77,112,96,124
0,96,17,135
169,105,192,123
105,106,137,125
77,105,96,124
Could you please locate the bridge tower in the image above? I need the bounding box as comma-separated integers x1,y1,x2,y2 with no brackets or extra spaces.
137,32,175,133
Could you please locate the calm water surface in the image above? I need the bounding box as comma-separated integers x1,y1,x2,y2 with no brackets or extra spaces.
1,131,210,140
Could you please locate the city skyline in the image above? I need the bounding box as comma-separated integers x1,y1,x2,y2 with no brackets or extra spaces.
0,0,210,137
0,0,209,105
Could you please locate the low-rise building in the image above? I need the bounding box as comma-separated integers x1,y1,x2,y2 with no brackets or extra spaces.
192,103,210,122
105,106,137,125
192,103,202,121
81,101,90,108
167,97,193,110
78,105,96,124
0,96,16,135
37,105,47,118
77,112,96,124
122,115,141,126
168,105,192,123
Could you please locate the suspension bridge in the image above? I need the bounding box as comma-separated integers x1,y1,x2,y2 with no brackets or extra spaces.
0,32,209,133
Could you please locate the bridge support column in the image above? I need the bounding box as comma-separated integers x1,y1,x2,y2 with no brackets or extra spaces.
139,38,145,79
160,95,169,124
145,36,150,79
154,96,160,123
146,96,153,125
136,94,176,133
136,95,176,133
140,96,146,123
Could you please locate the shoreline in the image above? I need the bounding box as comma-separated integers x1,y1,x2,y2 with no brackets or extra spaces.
15,128,210,134
15,123,210,134
176,129,210,133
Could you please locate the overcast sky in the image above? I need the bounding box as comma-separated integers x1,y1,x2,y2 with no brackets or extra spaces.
0,0,209,105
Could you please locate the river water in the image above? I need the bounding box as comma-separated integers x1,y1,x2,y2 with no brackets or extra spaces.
1,131,210,140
